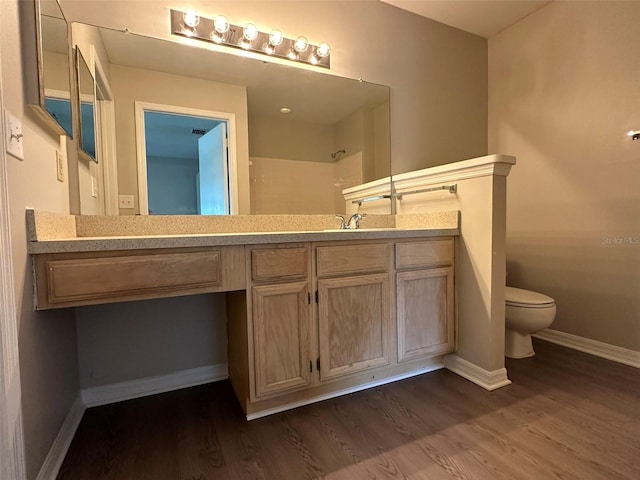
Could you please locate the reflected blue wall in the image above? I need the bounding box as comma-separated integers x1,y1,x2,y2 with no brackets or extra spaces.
44,98,73,136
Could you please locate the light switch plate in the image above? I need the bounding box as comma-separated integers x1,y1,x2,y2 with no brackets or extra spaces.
4,109,24,161
56,151,64,182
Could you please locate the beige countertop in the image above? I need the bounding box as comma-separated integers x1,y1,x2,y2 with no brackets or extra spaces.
26,210,460,254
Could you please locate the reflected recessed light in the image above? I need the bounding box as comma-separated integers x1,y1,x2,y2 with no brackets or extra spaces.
279,107,292,114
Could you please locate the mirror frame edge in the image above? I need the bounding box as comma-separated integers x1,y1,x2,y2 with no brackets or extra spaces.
74,46,98,164
19,0,73,138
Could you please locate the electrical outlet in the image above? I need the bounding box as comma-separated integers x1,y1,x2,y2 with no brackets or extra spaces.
56,151,64,182
119,194,134,209
4,109,24,161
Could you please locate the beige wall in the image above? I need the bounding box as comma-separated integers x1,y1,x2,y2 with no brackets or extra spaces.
249,114,334,163
333,106,374,181
76,295,228,388
42,51,69,93
1,1,80,479
489,1,640,351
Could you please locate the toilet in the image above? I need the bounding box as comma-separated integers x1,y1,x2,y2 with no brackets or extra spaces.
505,286,556,358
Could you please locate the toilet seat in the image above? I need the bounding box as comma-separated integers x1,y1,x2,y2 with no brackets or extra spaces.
506,287,554,308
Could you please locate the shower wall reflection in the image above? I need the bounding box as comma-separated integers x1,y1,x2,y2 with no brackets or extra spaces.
249,101,389,214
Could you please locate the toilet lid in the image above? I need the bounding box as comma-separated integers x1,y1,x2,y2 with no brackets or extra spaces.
506,286,554,306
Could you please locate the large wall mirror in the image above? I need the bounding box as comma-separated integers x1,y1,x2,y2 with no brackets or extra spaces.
70,23,391,216
21,0,73,137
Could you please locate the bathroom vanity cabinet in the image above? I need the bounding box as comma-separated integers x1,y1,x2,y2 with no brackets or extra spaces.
316,243,392,381
30,232,455,418
233,237,455,417
395,240,455,362
248,244,313,398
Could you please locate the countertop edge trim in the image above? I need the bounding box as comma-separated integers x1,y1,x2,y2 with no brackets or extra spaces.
27,229,460,254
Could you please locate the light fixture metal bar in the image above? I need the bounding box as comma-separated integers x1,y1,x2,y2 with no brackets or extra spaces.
170,9,330,68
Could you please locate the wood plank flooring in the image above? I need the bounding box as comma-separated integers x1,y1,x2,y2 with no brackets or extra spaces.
57,339,640,480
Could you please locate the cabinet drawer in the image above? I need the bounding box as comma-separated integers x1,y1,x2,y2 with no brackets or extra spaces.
316,243,389,277
395,238,453,270
251,247,308,282
44,250,221,304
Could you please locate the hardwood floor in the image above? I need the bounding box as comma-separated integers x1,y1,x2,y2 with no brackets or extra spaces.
57,339,640,480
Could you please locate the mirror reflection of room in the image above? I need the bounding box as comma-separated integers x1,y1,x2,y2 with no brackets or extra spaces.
69,24,391,216
141,109,230,215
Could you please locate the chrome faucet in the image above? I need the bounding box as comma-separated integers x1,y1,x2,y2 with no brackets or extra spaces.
348,213,366,229
335,213,367,229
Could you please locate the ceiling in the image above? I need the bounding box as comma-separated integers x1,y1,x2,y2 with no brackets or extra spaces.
380,0,551,38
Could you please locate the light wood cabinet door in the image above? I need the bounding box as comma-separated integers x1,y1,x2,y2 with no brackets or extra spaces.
252,281,312,398
317,273,391,381
396,267,454,362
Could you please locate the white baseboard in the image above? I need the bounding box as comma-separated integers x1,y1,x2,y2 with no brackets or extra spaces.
81,363,228,408
247,363,444,421
444,354,512,391
534,329,640,368
36,395,85,480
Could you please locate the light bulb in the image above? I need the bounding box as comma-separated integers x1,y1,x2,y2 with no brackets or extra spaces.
264,44,275,55
243,23,258,41
316,42,330,58
309,54,319,65
269,29,284,46
183,27,196,37
214,15,230,34
210,31,225,43
293,36,309,53
287,50,298,60
183,9,200,28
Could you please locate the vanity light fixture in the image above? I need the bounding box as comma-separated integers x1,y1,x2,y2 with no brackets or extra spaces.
170,9,331,68
627,130,640,141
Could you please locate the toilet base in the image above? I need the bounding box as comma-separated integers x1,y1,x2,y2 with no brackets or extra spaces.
505,328,535,359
